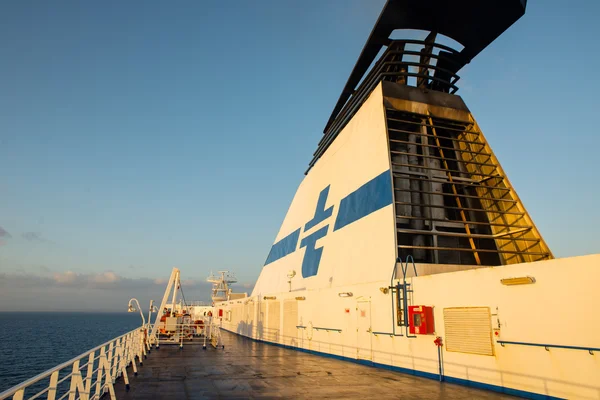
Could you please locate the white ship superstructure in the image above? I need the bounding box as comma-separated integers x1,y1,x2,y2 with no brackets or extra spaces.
207,271,245,303
214,1,600,399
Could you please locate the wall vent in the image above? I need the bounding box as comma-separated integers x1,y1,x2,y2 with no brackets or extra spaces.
267,301,281,342
283,300,299,346
443,307,494,356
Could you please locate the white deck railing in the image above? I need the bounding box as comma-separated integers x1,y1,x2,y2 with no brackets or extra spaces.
0,325,151,400
154,320,222,349
186,301,211,307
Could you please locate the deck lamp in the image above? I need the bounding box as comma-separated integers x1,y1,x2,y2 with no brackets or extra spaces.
147,300,158,329
128,298,146,326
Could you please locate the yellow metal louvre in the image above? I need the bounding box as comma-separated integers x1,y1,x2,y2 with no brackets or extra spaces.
283,300,299,346
267,301,281,342
444,307,494,356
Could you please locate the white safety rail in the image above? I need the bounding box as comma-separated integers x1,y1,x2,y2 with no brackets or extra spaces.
0,325,150,400
155,322,206,348
154,318,223,350
186,301,211,307
209,323,224,349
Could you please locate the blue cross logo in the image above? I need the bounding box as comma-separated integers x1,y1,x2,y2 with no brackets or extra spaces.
263,170,393,279
299,186,333,278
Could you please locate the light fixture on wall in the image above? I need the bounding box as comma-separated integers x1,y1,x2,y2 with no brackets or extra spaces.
500,276,535,286
287,270,296,292
263,296,277,300
379,287,389,294
338,292,353,297
295,296,306,301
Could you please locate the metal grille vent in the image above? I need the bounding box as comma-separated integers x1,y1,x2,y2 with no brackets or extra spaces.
443,307,494,356
267,301,281,342
283,300,298,346
388,109,552,266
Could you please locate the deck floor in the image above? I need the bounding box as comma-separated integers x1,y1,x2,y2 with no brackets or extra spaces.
113,331,518,399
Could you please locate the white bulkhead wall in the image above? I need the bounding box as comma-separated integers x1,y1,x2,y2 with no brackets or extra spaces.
252,82,397,296
394,253,600,398
219,253,600,399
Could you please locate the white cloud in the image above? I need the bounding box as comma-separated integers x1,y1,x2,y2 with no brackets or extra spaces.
52,271,122,286
92,271,120,284
0,270,255,311
53,271,78,284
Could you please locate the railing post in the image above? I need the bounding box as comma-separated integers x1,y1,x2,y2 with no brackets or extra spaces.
97,345,116,400
116,337,123,378
156,326,160,350
129,332,139,376
11,389,24,400
47,370,59,400
180,323,184,350
145,325,151,352
117,337,124,378
108,341,116,383
80,352,95,400
68,359,83,400
140,328,147,361
94,346,105,400
119,335,131,391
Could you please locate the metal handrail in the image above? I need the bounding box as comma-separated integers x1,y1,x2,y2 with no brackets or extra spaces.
402,255,417,280
295,325,341,333
497,340,599,355
312,327,342,333
186,301,211,307
0,324,150,400
372,331,404,337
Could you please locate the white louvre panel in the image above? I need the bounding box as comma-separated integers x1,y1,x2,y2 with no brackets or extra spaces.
238,303,253,337
283,300,298,346
232,306,239,324
267,301,281,342
259,302,267,325
443,307,494,356
248,303,256,336
236,305,242,323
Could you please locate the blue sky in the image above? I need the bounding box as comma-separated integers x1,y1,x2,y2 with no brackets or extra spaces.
1,1,599,311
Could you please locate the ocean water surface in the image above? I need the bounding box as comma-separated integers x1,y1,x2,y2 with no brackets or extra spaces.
0,312,142,393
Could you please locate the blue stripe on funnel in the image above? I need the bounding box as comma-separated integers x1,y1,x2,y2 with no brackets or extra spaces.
264,228,301,265
334,170,393,231
299,225,329,278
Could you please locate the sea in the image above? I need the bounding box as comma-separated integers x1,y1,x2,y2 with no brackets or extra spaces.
0,312,142,394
